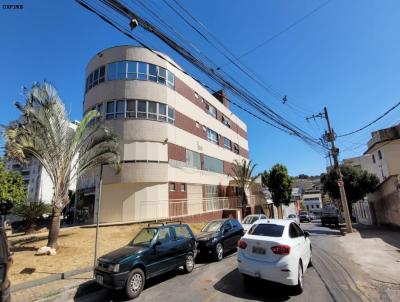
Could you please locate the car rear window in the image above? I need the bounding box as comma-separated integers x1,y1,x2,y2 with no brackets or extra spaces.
248,224,284,237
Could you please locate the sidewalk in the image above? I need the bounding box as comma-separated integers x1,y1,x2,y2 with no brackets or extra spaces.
11,272,94,302
338,224,400,301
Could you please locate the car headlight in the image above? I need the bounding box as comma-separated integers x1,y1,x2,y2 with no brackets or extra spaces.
108,264,120,273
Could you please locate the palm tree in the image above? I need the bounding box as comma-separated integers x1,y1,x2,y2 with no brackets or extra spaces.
4,82,120,249
230,159,257,216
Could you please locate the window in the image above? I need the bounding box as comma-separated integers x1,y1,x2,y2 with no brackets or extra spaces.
372,154,376,164
230,219,241,228
148,64,158,82
85,65,105,92
126,100,136,118
378,150,382,160
204,155,223,173
116,100,125,119
169,183,175,191
204,185,218,198
158,103,167,122
316,204,320,209
224,137,232,150
207,128,219,144
289,223,298,238
248,224,284,237
222,115,231,127
167,70,174,88
293,223,304,237
168,107,175,124
148,101,157,120
106,61,175,88
186,150,201,169
137,100,147,118
311,205,314,209
158,227,172,244
174,226,192,240
180,183,186,192
205,102,217,118
106,101,115,120
138,62,148,80
233,143,239,154
127,61,138,79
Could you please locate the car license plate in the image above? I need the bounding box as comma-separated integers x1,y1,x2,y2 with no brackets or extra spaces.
252,246,266,255
96,274,103,285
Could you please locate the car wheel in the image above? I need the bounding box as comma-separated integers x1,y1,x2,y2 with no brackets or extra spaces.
125,268,145,299
293,262,304,294
215,243,224,261
184,253,195,273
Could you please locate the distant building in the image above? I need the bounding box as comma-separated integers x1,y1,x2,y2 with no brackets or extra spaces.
301,189,323,218
5,121,78,205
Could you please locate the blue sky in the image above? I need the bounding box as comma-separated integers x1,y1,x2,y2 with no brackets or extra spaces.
1,0,400,176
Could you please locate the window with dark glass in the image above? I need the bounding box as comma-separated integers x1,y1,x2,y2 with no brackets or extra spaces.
108,62,117,81
116,61,126,79
180,183,186,192
158,67,166,84
224,137,232,150
148,101,157,120
99,66,105,83
116,100,125,119
186,149,201,169
148,64,158,82
169,183,175,191
106,101,115,120
167,70,174,88
168,107,175,124
372,154,376,164
126,100,136,118
137,100,147,118
378,150,382,160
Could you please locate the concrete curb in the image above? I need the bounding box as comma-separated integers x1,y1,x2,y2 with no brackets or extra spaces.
10,266,93,293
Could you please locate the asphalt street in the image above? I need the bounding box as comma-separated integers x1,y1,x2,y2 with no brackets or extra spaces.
74,222,369,302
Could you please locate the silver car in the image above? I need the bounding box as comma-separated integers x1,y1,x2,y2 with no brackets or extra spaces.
241,214,267,232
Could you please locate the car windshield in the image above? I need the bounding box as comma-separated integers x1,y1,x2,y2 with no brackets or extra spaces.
300,212,308,215
248,223,284,237
129,228,158,247
242,216,259,224
288,214,296,218
202,221,223,232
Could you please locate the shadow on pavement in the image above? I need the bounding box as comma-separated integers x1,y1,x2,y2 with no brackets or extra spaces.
308,229,341,236
213,268,295,302
354,224,400,249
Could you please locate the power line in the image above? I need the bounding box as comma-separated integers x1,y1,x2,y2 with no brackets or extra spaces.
337,101,400,137
217,0,332,70
77,0,328,154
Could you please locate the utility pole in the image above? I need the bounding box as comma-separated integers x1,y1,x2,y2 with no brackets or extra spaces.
306,107,353,233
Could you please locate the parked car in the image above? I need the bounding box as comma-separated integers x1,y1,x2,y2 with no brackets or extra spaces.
237,219,312,294
299,211,312,223
321,204,340,228
0,228,12,302
241,214,267,232
94,222,196,299
287,214,298,223
196,218,244,261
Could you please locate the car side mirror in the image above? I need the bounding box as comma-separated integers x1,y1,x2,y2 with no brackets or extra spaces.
304,231,310,238
154,240,162,247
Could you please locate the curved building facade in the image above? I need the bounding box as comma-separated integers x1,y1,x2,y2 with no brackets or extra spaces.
82,46,249,223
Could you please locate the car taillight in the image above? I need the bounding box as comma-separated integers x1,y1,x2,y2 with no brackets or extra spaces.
271,245,291,255
237,239,247,249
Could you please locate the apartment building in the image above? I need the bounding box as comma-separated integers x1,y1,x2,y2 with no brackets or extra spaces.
81,46,249,223
301,190,323,218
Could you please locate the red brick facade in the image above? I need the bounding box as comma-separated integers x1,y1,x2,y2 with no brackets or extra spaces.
168,143,186,162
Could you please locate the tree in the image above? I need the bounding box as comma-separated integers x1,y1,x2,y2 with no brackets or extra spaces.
12,202,52,233
262,164,292,207
4,82,120,249
321,166,379,210
0,158,26,226
230,159,257,216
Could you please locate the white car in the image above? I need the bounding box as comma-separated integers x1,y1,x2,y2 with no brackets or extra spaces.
287,214,299,223
237,219,312,293
241,214,267,232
